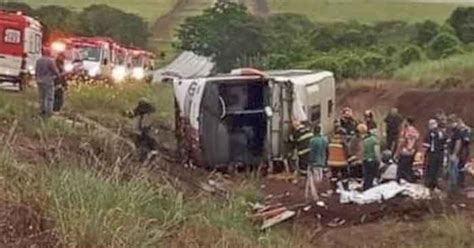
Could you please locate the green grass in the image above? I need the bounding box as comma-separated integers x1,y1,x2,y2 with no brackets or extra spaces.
394,52,474,86
12,0,176,22
269,0,471,23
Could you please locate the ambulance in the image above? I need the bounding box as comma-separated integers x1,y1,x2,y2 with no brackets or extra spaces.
0,10,42,90
174,68,336,170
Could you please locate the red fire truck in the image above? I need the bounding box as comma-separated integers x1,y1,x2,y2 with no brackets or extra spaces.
0,10,42,90
126,47,155,82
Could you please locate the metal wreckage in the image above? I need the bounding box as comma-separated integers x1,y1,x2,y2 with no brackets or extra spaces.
173,68,336,170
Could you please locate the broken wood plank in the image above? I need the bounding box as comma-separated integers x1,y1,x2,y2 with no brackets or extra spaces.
251,207,287,220
260,210,296,230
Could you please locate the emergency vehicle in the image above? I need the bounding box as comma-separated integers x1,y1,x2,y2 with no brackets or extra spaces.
126,47,155,82
0,10,42,90
174,68,336,170
50,37,116,79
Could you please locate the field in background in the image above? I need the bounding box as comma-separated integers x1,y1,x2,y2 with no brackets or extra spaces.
11,0,177,21
268,0,468,23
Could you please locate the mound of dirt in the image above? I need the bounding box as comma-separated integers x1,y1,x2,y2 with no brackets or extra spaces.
338,86,474,128
0,203,59,248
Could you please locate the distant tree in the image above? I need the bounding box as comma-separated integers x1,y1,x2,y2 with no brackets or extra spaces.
36,5,81,36
176,1,267,72
266,53,291,69
267,13,314,62
399,45,424,66
340,56,365,79
428,33,462,59
448,7,474,43
311,26,337,51
0,2,34,15
412,20,440,45
309,57,341,79
362,52,385,76
79,4,150,47
385,45,398,57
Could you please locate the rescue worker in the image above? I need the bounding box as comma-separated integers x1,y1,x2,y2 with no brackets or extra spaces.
361,123,381,190
364,110,377,134
458,119,471,188
423,119,447,190
328,124,349,188
306,125,328,202
35,49,60,118
446,115,462,193
53,53,67,112
292,121,314,174
340,107,357,137
347,123,365,178
384,108,404,152
125,99,157,162
396,117,420,183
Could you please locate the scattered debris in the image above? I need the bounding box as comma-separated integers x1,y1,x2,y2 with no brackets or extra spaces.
316,201,326,208
303,206,312,212
260,210,296,230
327,218,346,228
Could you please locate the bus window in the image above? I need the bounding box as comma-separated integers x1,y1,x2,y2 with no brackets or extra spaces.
328,99,334,118
310,104,321,123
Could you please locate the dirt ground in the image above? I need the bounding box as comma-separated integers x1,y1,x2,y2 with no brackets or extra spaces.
0,203,59,248
338,84,474,129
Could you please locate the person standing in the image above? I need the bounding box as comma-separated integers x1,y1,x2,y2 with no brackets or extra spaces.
384,108,404,152
347,124,365,178
35,49,59,117
423,119,447,190
340,107,357,137
361,123,381,190
446,116,463,193
364,110,377,134
53,53,67,112
292,121,314,175
458,119,471,188
396,117,420,183
306,125,328,202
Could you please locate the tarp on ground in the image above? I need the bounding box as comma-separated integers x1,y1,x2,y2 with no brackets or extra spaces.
153,51,215,83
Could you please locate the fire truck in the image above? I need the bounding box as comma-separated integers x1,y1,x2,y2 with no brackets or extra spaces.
0,10,42,90
126,47,155,82
50,37,117,79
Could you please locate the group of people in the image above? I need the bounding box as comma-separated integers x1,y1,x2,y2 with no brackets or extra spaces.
297,107,472,202
35,50,68,118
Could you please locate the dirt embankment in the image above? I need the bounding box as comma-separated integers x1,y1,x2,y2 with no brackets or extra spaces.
338,85,474,128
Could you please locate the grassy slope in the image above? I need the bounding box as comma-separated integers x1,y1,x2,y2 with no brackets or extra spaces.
268,0,468,23
394,53,474,86
0,83,311,247
12,0,176,22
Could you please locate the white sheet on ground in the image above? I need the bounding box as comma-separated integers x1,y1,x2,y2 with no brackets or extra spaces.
339,181,431,205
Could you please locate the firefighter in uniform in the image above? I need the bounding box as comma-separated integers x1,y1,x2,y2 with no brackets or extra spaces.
292,121,314,174
328,122,349,188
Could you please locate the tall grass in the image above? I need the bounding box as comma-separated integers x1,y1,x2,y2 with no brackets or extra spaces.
394,53,474,87
67,82,174,127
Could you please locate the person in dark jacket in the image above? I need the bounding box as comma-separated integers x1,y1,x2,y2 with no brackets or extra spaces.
423,119,447,190
384,108,404,152
364,110,377,134
53,53,67,112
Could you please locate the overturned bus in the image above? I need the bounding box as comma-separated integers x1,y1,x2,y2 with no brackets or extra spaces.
174,69,336,170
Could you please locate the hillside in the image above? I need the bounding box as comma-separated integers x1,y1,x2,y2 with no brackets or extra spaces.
268,0,471,23
11,0,177,21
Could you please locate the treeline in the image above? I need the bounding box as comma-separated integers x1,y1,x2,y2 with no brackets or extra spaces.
0,2,150,47
177,2,474,78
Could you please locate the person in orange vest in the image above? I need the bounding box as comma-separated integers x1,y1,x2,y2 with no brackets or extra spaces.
328,121,349,187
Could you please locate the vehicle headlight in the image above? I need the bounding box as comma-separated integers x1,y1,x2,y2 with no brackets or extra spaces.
64,63,74,72
112,66,127,82
28,65,35,75
88,67,100,77
132,67,145,80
